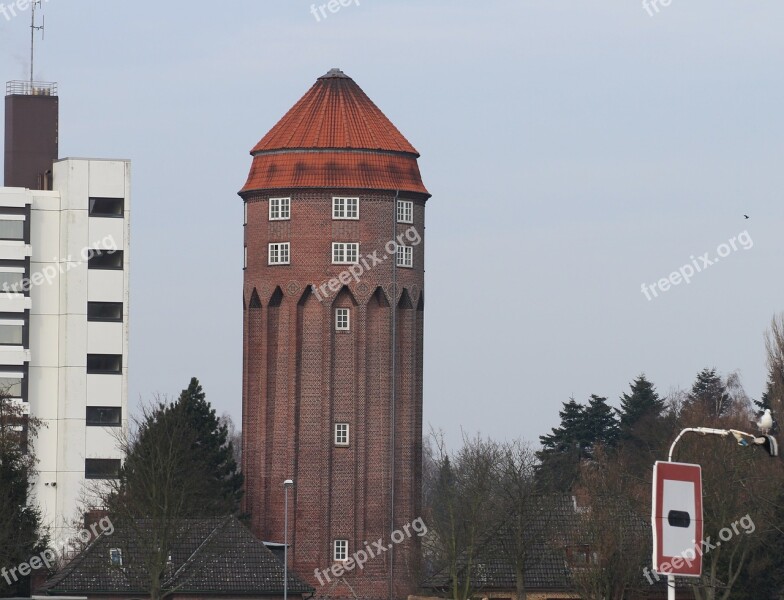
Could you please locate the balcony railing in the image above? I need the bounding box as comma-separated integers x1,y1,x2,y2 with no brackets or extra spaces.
6,80,58,96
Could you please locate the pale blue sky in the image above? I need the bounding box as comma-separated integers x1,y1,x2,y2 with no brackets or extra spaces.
2,0,782,448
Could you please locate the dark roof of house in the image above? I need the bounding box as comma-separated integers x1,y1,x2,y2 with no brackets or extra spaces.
422,495,582,591
422,494,667,594
43,517,314,597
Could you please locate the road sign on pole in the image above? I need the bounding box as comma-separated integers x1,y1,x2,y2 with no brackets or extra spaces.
652,461,703,577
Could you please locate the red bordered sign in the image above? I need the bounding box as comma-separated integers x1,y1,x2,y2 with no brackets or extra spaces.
651,461,703,577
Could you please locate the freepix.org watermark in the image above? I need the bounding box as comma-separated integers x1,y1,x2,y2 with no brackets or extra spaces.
311,226,421,302
642,0,673,17
310,0,360,22
313,517,427,586
642,513,755,584
2,235,118,297
1,516,115,585
0,0,48,22
640,230,753,301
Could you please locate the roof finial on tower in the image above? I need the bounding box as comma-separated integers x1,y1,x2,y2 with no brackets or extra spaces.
319,68,350,79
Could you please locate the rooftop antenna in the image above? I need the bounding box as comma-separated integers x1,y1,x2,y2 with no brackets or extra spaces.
30,0,45,85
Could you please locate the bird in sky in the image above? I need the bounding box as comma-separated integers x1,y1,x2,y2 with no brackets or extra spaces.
744,214,750,219
757,408,774,434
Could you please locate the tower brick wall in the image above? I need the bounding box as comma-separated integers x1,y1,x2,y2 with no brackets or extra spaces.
240,70,429,600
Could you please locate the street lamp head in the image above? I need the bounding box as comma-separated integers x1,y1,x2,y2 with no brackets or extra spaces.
284,479,294,486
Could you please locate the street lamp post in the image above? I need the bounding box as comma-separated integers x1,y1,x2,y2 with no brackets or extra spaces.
662,424,778,600
284,479,294,600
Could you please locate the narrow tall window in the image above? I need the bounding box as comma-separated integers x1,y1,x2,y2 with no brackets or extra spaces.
335,423,350,446
334,540,348,561
396,245,413,268
332,243,359,264
268,243,290,265
397,199,413,223
109,548,123,566
270,197,291,220
332,197,359,220
335,308,350,331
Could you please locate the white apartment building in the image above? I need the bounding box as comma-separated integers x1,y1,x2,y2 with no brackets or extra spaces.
0,157,130,545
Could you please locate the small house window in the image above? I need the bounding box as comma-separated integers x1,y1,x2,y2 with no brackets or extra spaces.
334,539,348,561
269,197,291,220
332,197,359,220
268,243,290,265
397,200,413,223
335,308,350,331
335,423,350,446
109,548,123,566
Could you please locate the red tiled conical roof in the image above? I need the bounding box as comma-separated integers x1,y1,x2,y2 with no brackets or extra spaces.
241,69,428,196
251,68,418,155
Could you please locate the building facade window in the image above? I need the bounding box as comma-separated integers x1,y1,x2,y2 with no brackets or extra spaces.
88,250,124,270
86,406,122,427
0,321,23,346
269,197,291,220
0,216,25,241
397,199,413,223
334,539,348,561
332,197,359,220
88,198,124,217
87,302,123,322
244,201,248,225
332,242,359,264
0,377,23,398
396,245,413,268
0,270,24,293
335,423,350,446
87,354,123,375
85,458,121,479
335,308,350,331
268,243,290,265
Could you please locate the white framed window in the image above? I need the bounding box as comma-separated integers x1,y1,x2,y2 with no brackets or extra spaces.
243,202,248,225
334,539,349,561
269,197,291,220
243,246,247,269
335,308,350,331
268,242,290,265
335,423,350,446
396,245,413,268
332,197,359,220
397,199,413,223
332,242,359,264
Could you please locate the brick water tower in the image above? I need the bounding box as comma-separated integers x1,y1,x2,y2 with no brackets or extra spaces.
239,69,429,599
